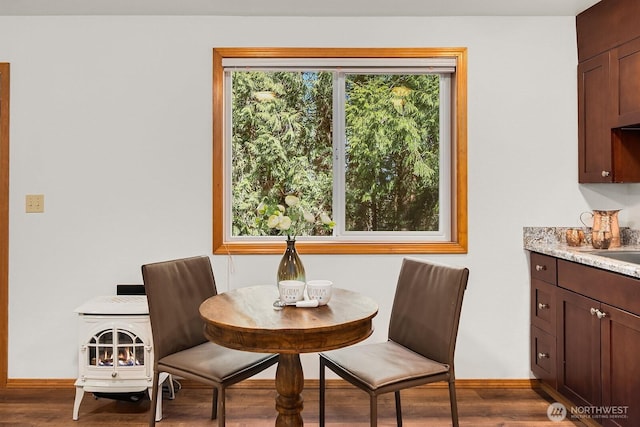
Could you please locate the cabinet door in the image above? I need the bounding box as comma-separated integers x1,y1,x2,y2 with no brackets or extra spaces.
578,51,613,183
601,304,640,427
557,287,601,408
612,37,640,127
609,37,640,183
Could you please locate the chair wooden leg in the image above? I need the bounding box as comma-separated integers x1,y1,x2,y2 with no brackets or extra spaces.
370,394,378,427
319,358,326,427
217,387,225,427
448,380,459,427
148,370,160,427
211,387,218,420
166,374,176,400
395,391,402,427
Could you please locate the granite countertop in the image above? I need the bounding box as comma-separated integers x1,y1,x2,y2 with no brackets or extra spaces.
524,227,640,279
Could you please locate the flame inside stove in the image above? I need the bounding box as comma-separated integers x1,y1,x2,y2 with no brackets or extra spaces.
88,329,145,367
97,349,113,366
117,348,141,366
95,347,141,366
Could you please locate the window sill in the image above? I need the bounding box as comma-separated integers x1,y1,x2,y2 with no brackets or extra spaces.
213,240,467,255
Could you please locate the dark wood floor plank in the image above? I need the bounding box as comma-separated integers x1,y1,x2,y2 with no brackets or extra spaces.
0,386,582,426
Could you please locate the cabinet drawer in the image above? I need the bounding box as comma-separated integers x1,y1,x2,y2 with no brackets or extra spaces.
558,259,640,316
531,279,556,334
531,325,557,389
530,253,557,285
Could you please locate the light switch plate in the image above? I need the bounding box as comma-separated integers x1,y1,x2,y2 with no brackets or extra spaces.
26,194,44,213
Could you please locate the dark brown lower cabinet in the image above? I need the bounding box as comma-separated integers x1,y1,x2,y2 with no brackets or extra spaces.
600,304,640,427
557,287,601,408
556,281,640,427
531,254,640,426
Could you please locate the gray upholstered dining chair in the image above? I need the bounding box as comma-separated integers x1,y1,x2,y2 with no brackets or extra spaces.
319,258,469,427
142,255,279,427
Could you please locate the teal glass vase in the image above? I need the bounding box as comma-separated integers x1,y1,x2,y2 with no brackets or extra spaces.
277,238,306,285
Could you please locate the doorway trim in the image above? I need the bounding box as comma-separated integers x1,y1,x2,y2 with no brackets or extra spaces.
1,62,10,388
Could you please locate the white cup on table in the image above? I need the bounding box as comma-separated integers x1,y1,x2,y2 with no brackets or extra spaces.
278,280,306,303
306,280,333,305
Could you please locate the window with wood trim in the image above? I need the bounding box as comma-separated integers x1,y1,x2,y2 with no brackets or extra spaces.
213,48,467,255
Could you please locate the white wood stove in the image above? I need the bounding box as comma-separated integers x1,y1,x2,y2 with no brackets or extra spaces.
72,295,171,421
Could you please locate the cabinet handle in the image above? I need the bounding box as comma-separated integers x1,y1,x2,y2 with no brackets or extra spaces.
601,170,611,177
111,371,117,378
538,303,549,310
535,264,546,271
590,307,598,316
538,352,549,359
590,307,608,319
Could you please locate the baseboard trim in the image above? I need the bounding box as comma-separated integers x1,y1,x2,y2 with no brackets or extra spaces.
6,378,76,389
5,377,540,390
307,378,539,390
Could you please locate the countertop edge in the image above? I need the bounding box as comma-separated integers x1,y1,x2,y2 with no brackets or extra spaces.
523,226,640,279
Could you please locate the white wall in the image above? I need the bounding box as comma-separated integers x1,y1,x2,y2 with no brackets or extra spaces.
3,15,640,380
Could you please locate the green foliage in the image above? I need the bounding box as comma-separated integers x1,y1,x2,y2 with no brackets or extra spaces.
231,71,333,236
344,74,440,231
230,70,440,236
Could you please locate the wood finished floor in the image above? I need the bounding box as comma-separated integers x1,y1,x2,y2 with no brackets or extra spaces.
0,385,582,426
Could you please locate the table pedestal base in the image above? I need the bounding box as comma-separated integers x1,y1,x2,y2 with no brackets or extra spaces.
199,286,377,427
275,353,304,426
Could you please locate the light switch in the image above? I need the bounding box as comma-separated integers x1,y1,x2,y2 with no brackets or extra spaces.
26,194,44,213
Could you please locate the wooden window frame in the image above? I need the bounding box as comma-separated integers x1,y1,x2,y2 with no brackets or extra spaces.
212,48,467,255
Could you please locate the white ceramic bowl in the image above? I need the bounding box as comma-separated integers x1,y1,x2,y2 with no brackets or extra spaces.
278,280,306,303
306,280,333,305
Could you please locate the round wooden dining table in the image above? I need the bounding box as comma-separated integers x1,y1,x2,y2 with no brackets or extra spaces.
199,285,378,427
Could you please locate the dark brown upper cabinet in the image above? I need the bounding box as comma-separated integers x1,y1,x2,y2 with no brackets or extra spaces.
577,0,640,183
611,37,640,127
